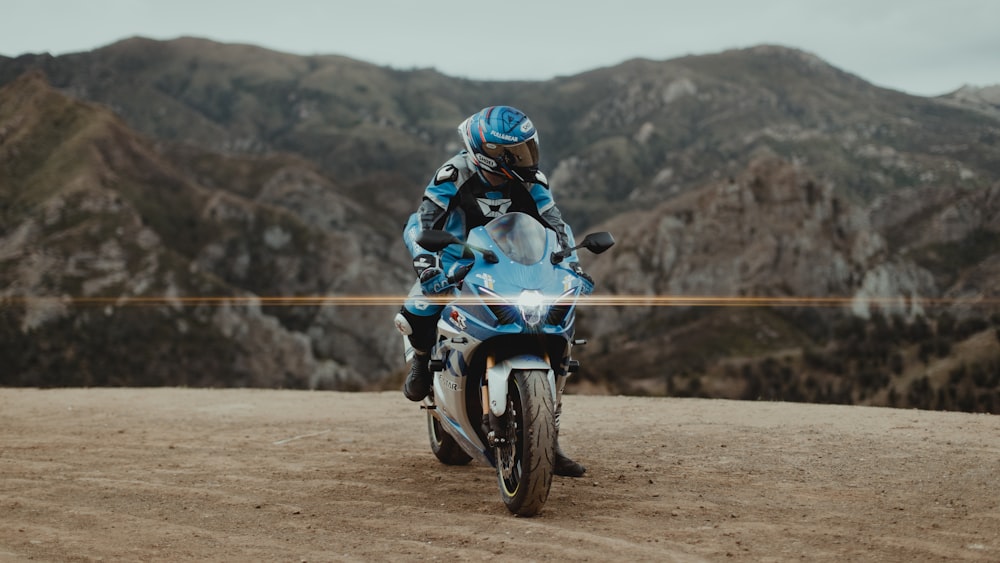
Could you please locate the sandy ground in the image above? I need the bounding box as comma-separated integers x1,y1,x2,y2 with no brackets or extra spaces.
0,388,998,562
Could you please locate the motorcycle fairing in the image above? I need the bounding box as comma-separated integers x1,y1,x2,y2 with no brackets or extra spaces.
420,213,593,470
431,408,494,467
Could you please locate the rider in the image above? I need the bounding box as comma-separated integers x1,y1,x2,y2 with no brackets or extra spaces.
396,105,591,477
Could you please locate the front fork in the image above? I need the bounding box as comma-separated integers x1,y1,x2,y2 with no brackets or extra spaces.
480,353,568,447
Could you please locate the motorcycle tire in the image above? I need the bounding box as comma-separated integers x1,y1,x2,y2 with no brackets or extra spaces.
495,369,555,517
427,411,473,466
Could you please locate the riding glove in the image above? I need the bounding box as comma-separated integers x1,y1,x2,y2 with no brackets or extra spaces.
412,253,439,276
419,267,452,296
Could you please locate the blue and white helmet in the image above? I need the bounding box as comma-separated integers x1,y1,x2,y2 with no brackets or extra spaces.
458,106,540,183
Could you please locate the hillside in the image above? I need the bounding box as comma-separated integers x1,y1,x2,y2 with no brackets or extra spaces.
2,38,999,406
578,156,1000,408
0,71,406,388
4,39,999,228
1,388,998,561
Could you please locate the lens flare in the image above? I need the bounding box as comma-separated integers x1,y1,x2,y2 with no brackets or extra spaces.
2,294,998,309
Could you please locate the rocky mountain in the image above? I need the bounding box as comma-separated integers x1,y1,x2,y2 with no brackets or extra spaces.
940,84,1000,121
2,38,998,408
4,39,998,228
577,155,999,409
0,71,407,388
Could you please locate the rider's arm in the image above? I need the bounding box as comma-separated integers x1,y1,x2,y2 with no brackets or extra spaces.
403,199,447,257
527,179,579,262
403,157,462,260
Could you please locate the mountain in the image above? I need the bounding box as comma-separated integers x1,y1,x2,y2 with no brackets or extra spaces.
1,38,998,409
4,39,998,228
0,71,406,388
577,155,1000,411
940,84,1000,121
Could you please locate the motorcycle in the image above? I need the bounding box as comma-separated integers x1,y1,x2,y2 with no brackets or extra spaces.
400,212,614,516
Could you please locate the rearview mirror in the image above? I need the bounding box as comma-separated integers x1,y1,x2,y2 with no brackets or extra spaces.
551,231,616,264
581,232,615,254
416,230,461,252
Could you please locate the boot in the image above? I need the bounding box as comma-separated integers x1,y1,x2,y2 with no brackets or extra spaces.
403,351,432,402
554,439,586,477
553,401,586,477
399,308,438,402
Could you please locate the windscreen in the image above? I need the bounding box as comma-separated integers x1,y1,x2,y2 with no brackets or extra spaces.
484,213,548,265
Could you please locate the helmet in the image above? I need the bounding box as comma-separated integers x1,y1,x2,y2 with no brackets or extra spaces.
458,106,540,183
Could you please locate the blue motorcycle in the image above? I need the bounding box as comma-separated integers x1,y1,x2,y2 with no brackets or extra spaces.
406,212,614,516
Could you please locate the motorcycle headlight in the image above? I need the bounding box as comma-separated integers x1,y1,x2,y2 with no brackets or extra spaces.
517,290,547,328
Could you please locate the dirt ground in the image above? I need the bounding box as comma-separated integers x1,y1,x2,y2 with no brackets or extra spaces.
1,388,998,562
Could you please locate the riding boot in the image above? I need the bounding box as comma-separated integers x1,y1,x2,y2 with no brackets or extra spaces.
399,308,438,402
403,350,432,402
553,401,586,477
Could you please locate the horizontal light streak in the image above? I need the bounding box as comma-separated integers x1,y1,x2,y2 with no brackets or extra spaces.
2,294,998,308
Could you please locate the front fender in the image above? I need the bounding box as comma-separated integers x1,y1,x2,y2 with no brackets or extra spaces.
487,355,555,417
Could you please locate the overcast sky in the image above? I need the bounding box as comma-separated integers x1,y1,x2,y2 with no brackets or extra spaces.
3,0,999,97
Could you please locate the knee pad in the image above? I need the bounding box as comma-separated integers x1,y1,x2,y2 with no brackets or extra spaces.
398,307,439,352
393,312,413,336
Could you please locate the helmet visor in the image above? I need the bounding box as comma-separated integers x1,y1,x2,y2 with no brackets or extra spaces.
481,136,539,180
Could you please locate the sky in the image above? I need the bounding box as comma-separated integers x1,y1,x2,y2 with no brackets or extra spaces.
3,0,999,97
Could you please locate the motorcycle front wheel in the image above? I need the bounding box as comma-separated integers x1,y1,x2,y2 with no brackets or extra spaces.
495,369,555,517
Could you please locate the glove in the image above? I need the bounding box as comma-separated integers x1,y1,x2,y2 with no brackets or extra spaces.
419,267,452,296
570,262,594,295
412,253,439,276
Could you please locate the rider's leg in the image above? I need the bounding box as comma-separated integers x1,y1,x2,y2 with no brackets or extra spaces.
399,285,442,402
553,374,586,477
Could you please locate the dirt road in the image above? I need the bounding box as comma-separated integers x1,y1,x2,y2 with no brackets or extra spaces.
1,388,998,561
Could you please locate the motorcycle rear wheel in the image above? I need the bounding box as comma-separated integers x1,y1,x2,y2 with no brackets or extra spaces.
427,411,473,465
495,369,555,517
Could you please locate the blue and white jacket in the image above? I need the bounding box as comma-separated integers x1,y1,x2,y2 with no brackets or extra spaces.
403,151,578,276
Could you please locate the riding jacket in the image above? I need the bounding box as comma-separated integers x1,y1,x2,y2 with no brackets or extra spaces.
403,151,578,278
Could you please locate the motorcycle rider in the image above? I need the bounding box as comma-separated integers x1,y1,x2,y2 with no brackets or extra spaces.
396,105,591,477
